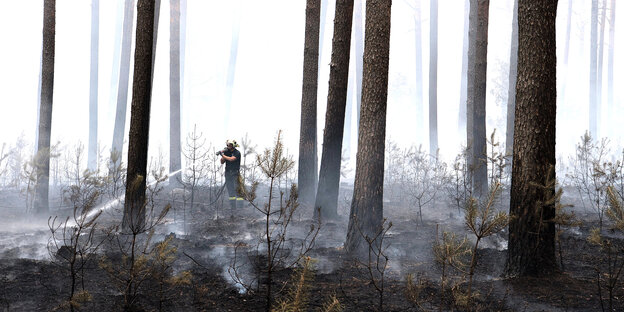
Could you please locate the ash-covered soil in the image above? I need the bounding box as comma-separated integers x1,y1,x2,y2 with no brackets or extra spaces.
0,187,622,312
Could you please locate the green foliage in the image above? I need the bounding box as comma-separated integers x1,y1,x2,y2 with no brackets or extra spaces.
464,182,509,240
274,256,316,312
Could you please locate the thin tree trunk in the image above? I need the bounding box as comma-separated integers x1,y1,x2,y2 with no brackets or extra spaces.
589,0,598,137
170,0,182,185
597,0,607,136
343,59,354,160
315,0,354,221
108,0,123,150
34,0,56,215
505,0,518,161
180,0,187,95
506,0,558,277
123,0,156,231
354,0,364,135
607,0,615,127
298,0,321,208
345,0,392,255
429,0,438,155
467,0,489,198
88,0,99,171
343,0,364,162
111,0,136,159
558,0,573,123
224,0,241,131
458,0,469,140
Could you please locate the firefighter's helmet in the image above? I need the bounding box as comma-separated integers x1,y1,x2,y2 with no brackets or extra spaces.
226,139,239,147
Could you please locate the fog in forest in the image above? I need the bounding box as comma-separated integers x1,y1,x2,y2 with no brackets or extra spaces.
0,0,620,172
0,0,623,311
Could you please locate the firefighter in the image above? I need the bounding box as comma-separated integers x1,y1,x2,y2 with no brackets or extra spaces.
218,139,244,212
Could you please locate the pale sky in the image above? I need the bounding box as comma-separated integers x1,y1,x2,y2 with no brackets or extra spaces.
0,0,621,177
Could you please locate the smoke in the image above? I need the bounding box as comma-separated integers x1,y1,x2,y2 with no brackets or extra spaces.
0,228,49,260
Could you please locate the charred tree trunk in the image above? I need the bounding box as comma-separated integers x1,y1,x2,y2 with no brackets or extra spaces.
34,0,56,215
589,0,598,137
298,0,321,208
315,0,354,221
123,0,156,231
170,0,182,185
505,0,518,162
505,0,558,277
458,0,469,138
429,0,438,155
467,0,489,198
111,0,135,160
345,0,391,255
88,0,99,171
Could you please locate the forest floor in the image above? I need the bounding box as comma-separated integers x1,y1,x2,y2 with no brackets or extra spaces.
0,186,622,312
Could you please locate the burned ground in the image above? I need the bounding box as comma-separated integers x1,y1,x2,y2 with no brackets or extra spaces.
0,186,622,312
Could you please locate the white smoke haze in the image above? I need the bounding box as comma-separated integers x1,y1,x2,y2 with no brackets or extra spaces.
2,0,622,170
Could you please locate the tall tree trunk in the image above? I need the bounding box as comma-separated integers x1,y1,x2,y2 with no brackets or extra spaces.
506,0,558,277
354,0,364,136
429,0,438,155
558,0,573,123
458,0,469,139
319,0,329,67
88,0,99,172
108,0,124,148
111,0,136,160
505,0,518,162
607,0,615,126
224,0,241,131
343,0,364,161
467,0,489,198
596,0,606,137
345,0,392,255
589,0,598,137
315,0,354,222
298,0,321,208
34,0,56,215
180,0,187,95
170,0,181,185
343,58,354,161
123,0,156,231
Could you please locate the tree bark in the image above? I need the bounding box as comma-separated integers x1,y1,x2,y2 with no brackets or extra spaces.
111,0,136,159
506,0,558,277
170,0,182,185
315,0,354,221
34,0,56,215
88,0,99,172
505,0,518,161
467,0,489,198
429,0,438,155
123,0,156,231
345,0,391,255
298,0,321,208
